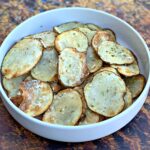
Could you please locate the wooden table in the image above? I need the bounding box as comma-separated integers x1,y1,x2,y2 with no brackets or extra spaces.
0,0,150,149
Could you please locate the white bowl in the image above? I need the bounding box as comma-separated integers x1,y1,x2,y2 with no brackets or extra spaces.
0,7,150,142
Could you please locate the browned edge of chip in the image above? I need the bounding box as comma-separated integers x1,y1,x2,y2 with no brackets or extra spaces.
102,28,116,40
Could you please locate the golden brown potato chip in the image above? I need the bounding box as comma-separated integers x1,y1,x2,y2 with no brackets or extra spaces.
123,88,132,109
111,59,140,77
19,80,53,117
98,67,119,76
53,22,83,34
124,75,145,98
84,71,126,117
78,108,100,125
55,30,88,52
59,48,89,87
86,47,103,73
3,74,27,98
75,27,96,45
98,41,134,65
43,89,82,125
31,48,58,82
74,86,104,125
92,30,116,52
85,23,102,31
74,86,87,119
2,38,43,79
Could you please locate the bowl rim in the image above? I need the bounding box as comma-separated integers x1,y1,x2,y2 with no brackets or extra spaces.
0,7,150,130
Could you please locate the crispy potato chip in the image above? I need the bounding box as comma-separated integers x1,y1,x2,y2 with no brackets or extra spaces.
74,86,87,119
59,48,89,87
84,71,126,117
98,41,134,65
111,59,140,77
123,88,132,109
26,31,57,48
124,75,145,98
98,67,119,76
55,30,88,52
85,23,102,31
53,22,83,34
43,89,82,125
73,74,97,119
75,27,96,45
3,74,27,98
78,108,100,125
92,31,116,52
19,80,53,116
2,38,43,79
31,48,58,82
86,46,103,73
75,85,104,125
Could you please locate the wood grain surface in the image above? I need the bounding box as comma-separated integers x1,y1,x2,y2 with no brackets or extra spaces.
0,0,150,150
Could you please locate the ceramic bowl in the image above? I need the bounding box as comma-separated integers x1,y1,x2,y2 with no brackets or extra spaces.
0,7,150,142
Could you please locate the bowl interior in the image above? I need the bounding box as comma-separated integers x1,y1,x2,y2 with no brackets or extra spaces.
0,8,149,126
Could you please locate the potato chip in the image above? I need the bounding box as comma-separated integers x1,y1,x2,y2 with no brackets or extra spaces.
31,48,58,82
84,71,126,117
19,80,53,116
124,75,145,98
2,38,43,79
75,85,104,125
3,74,27,98
75,27,96,45
53,22,83,34
85,23,102,31
43,89,82,125
55,30,88,52
79,108,101,125
59,48,89,87
123,88,132,109
98,41,134,65
92,30,116,52
111,59,140,77
98,67,119,76
86,46,103,73
74,86,88,119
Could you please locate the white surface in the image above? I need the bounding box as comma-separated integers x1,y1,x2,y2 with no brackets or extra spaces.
0,7,150,142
